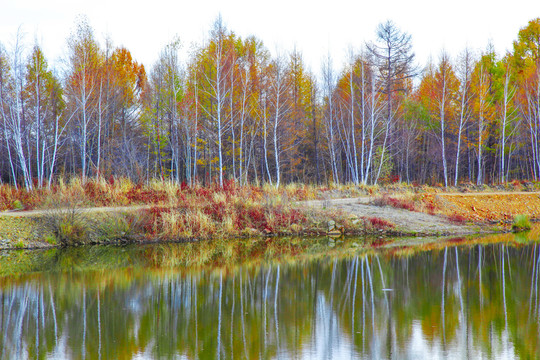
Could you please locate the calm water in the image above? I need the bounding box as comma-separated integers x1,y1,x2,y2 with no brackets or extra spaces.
1,235,540,359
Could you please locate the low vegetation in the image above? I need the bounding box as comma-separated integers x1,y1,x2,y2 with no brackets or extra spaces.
2,177,540,248
2,178,397,247
512,215,532,232
371,194,417,211
3,177,540,212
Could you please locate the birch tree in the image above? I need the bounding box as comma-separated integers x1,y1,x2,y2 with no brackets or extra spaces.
424,51,458,187
454,48,474,185
267,55,290,187
65,18,101,182
201,16,233,187
322,54,340,183
513,18,540,180
361,54,383,184
471,53,494,185
1,31,33,189
24,44,65,187
0,43,18,186
497,57,517,183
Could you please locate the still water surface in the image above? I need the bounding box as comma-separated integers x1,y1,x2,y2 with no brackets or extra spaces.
1,234,540,359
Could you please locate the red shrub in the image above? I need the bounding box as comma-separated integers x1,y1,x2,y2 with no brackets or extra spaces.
447,213,468,224
141,206,171,234
194,187,212,199
248,207,267,229
424,201,436,215
234,206,249,229
180,181,189,191
372,195,416,211
222,179,237,195
126,185,167,204
368,217,395,229
84,182,112,205
0,187,43,210
205,202,227,222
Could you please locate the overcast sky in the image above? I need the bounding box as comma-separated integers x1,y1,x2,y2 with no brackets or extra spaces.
1,0,539,76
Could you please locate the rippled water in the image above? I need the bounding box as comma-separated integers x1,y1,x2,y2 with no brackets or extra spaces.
1,234,539,359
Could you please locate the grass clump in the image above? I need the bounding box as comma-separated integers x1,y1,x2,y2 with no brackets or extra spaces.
96,212,149,243
38,206,90,246
12,200,24,210
512,214,531,232
44,234,57,245
14,240,25,249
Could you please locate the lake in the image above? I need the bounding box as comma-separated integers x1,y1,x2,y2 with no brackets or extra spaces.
1,231,539,359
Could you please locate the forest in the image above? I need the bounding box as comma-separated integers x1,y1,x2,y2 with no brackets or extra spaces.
1,16,540,189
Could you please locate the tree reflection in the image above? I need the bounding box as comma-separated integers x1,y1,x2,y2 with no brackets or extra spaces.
1,240,540,359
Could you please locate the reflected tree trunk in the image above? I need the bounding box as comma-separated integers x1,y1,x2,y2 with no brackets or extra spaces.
97,288,102,360
441,247,448,346
274,265,280,359
217,272,223,360
351,257,358,360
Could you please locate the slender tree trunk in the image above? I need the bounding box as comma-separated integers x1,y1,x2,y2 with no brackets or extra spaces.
263,105,272,185
500,70,511,183
454,71,469,186
349,66,359,184
440,75,448,187
273,103,280,187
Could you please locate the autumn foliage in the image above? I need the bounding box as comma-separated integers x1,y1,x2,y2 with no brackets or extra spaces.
1,17,540,190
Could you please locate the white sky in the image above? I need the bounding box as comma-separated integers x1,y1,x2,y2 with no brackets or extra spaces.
1,0,539,77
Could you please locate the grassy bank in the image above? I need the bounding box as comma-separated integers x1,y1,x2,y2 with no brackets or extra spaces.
1,178,539,249
0,179,395,248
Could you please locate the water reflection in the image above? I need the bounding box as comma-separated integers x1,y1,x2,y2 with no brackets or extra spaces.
1,240,540,359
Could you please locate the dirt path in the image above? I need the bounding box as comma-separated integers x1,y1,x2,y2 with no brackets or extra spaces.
0,204,157,218
298,196,485,235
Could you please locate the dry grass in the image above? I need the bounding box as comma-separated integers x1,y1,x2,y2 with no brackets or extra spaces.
3,176,540,212
5,177,536,244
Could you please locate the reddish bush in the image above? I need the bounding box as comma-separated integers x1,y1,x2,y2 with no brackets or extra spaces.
234,206,249,229
205,202,227,222
447,213,468,224
222,179,237,195
0,187,43,210
141,206,171,234
194,187,212,199
248,207,267,229
126,186,167,204
180,181,189,191
84,182,112,205
372,195,416,211
424,201,436,215
368,217,395,229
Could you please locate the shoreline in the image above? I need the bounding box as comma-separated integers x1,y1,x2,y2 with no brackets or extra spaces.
1,182,538,250
0,204,501,251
